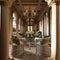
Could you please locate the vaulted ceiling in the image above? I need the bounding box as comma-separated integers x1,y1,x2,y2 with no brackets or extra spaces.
12,0,48,24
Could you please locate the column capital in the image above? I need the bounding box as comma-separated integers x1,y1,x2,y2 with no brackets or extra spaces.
55,0,60,5
9,7,14,20
1,0,15,7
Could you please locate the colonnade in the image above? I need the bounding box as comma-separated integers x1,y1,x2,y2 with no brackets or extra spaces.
0,0,60,60
0,1,23,60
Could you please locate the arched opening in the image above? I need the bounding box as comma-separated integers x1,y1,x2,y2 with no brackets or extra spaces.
13,13,16,34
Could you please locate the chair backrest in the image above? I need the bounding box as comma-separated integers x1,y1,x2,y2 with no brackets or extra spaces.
41,37,50,44
12,36,20,45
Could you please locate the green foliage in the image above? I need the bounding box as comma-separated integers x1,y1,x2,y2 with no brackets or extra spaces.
19,31,42,38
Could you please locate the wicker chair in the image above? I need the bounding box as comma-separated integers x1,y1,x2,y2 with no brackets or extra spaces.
11,36,24,59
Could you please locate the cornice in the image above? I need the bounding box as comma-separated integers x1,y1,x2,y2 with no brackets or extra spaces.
54,0,60,4
0,0,15,7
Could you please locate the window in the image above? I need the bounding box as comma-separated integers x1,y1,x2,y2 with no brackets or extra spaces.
18,18,20,31
28,26,33,31
43,12,50,36
13,13,16,32
49,7,52,36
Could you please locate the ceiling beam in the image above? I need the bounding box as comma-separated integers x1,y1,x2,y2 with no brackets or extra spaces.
21,2,38,5
14,0,24,11
20,0,39,3
35,0,41,10
12,5,24,20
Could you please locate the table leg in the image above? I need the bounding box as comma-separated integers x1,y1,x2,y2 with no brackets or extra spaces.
29,42,31,50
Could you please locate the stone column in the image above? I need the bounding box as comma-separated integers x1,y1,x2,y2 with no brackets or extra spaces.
20,19,23,33
10,16,13,38
19,18,21,32
56,2,60,60
9,9,13,39
23,21,27,32
9,14,13,53
50,3,56,60
0,3,10,60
